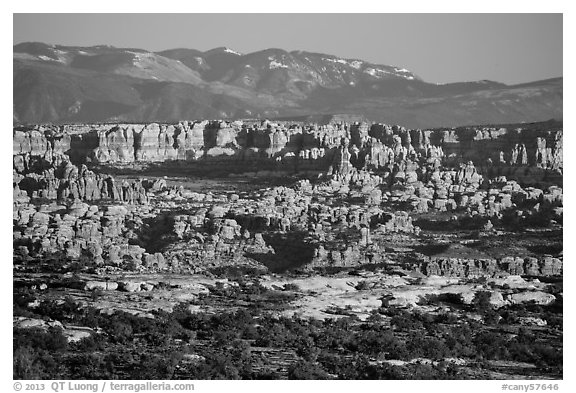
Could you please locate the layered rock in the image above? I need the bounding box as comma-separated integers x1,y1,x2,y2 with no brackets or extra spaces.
13,119,563,277
14,121,562,182
420,256,562,278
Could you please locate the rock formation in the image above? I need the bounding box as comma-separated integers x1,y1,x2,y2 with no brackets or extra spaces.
13,119,562,277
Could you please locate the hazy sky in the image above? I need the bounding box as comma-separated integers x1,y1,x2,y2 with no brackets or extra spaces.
13,13,562,84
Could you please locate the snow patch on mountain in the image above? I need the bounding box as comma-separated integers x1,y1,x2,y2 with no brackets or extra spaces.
364,68,393,77
129,51,155,68
224,48,242,56
323,57,348,65
364,66,415,80
350,60,363,69
323,58,365,71
269,60,289,69
37,54,65,63
394,67,415,79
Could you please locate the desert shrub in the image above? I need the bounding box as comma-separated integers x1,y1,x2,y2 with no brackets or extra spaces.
317,351,357,379
214,329,240,346
283,283,300,291
106,319,133,344
287,360,329,379
543,312,563,329
390,311,424,332
417,294,434,305
33,296,81,322
442,325,475,358
358,361,409,379
72,333,107,351
498,309,521,325
532,344,562,367
295,336,320,361
472,291,493,312
473,331,510,360
350,328,405,358
355,281,371,291
13,346,60,380
187,350,242,380
65,353,110,379
438,293,465,305
311,319,353,350
434,311,459,324
12,288,36,308
254,322,290,347
78,306,102,328
90,288,104,301
358,360,462,380
131,351,184,379
14,327,68,352
11,291,562,380
13,288,38,316
13,328,68,379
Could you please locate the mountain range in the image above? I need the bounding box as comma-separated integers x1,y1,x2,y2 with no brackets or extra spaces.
13,42,563,128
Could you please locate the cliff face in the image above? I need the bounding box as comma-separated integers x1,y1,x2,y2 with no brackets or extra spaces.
306,250,562,278
419,256,562,278
13,120,563,180
13,119,563,275
13,120,563,224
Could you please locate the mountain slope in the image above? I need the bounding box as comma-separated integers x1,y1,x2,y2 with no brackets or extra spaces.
13,43,562,127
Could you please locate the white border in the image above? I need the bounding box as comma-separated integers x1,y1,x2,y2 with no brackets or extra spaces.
3,2,572,392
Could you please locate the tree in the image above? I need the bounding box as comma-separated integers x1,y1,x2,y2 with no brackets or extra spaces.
287,360,329,379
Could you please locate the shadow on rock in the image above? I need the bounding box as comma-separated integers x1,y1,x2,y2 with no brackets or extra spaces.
246,231,315,273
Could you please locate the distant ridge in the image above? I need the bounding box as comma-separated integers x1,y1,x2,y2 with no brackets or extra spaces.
13,42,562,127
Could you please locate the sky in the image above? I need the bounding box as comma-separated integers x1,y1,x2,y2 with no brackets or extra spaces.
13,13,562,85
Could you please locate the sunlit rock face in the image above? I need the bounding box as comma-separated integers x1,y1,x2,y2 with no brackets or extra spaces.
13,121,562,188
13,119,562,276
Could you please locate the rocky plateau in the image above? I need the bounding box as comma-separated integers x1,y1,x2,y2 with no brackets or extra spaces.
13,118,563,380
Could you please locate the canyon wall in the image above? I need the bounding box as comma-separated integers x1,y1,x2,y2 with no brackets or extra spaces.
13,120,563,276
14,121,563,182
